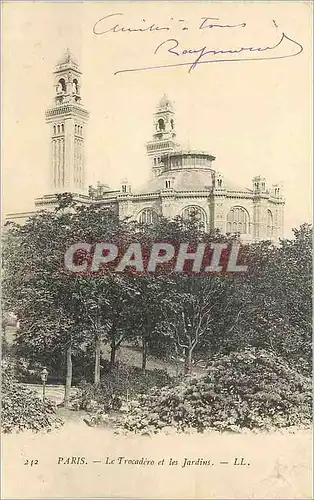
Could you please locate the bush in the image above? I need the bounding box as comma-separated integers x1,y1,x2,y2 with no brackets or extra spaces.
6,356,47,384
100,361,173,397
71,362,174,412
117,348,312,434
1,361,63,433
70,381,122,412
11,342,97,385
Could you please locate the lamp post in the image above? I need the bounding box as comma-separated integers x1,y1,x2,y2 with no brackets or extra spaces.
41,368,48,403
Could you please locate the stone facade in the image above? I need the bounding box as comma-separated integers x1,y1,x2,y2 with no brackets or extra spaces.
87,94,284,242
46,49,89,193
7,52,284,242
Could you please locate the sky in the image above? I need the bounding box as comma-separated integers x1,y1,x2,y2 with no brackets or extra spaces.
2,1,312,236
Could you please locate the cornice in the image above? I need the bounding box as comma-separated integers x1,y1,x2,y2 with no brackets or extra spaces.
45,105,90,120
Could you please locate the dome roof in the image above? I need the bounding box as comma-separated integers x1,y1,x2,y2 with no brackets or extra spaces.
56,48,79,68
158,94,173,109
135,169,213,194
134,169,252,195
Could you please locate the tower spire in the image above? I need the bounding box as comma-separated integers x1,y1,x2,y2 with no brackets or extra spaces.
45,50,89,193
146,95,179,178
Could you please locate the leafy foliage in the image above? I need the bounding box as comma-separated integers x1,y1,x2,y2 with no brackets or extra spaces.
71,363,174,412
2,195,312,421
1,361,63,433
230,225,312,373
117,349,312,434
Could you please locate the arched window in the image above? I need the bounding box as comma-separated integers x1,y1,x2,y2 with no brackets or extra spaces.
181,206,207,230
73,78,79,94
53,125,56,135
227,207,250,234
57,124,60,134
58,78,66,92
158,118,165,131
138,208,159,224
267,209,274,238
61,124,64,133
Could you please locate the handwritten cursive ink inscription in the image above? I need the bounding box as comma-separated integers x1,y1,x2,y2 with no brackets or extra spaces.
114,32,303,75
93,13,171,35
93,13,247,35
199,17,246,30
91,13,303,75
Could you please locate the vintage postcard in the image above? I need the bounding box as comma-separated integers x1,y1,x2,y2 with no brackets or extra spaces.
1,1,312,499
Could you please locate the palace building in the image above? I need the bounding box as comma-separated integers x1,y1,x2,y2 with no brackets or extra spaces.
7,50,284,242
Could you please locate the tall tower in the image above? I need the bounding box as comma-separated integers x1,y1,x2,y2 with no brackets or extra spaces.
146,95,179,178
45,49,89,193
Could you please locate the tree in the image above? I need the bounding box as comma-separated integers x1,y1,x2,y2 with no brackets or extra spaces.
2,198,142,390
127,275,166,372
158,273,244,374
135,216,244,374
2,203,83,406
67,203,139,380
226,224,312,373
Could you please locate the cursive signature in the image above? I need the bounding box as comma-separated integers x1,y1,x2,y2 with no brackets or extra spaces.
114,32,303,75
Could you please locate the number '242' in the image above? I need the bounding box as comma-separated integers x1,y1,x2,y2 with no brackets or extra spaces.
24,459,39,466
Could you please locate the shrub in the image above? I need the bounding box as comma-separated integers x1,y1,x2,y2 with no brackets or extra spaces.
11,343,96,385
99,362,173,398
117,348,312,434
1,361,63,433
71,362,174,412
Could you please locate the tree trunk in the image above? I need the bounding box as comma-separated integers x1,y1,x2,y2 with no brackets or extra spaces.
94,334,101,385
142,337,148,372
64,344,73,408
184,347,193,375
2,325,8,355
110,342,116,369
